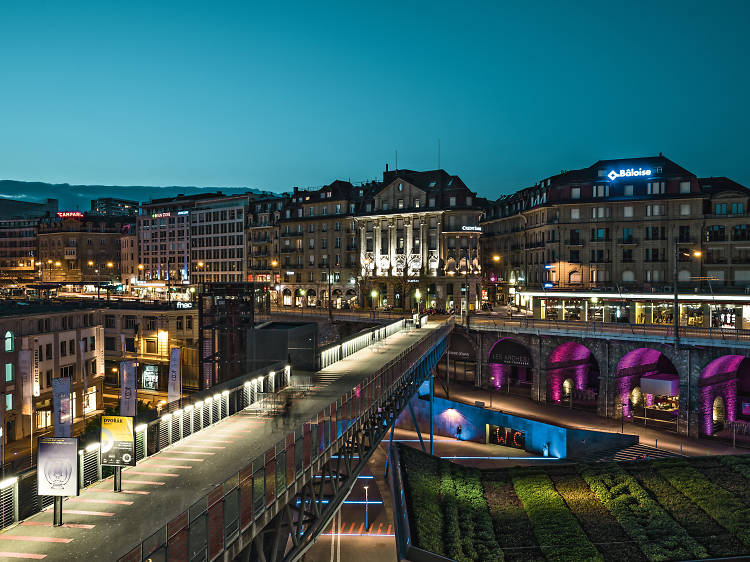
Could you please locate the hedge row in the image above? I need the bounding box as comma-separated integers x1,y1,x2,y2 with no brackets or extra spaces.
439,462,464,561
482,472,545,562
689,457,750,505
450,464,502,562
399,446,445,555
656,459,750,548
547,466,645,562
512,468,603,562
720,454,750,481
579,463,707,561
626,463,745,558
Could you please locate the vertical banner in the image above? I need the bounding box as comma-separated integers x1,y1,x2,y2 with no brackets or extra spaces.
37,437,79,497
120,360,137,417
52,377,72,438
100,416,136,466
19,349,32,416
33,338,40,398
80,338,87,416
168,347,182,405
96,326,104,377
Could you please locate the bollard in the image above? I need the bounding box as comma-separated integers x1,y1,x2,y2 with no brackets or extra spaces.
655,438,657,449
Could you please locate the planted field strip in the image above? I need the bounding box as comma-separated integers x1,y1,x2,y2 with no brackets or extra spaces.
655,459,750,548
399,446,750,562
626,463,745,558
547,466,645,562
579,462,707,562
512,468,602,562
482,473,544,562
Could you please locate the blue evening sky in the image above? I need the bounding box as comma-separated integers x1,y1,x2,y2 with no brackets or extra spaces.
0,0,748,199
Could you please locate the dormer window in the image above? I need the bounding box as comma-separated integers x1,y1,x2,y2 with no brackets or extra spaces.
398,183,403,192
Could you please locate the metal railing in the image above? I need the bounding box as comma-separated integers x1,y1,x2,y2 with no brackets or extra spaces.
119,318,452,561
468,315,750,346
0,361,290,532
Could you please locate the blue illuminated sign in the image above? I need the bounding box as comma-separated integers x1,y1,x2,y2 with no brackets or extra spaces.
543,282,554,289
607,168,652,181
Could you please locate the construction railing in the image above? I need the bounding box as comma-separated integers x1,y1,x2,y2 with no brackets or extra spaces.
118,318,452,562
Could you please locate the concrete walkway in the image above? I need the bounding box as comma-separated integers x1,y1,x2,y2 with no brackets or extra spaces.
0,322,442,561
436,384,743,457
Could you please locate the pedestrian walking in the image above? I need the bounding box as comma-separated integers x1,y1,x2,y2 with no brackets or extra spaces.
456,424,462,441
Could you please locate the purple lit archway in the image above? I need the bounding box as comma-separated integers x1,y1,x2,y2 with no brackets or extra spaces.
699,355,750,436
487,338,533,393
546,342,599,405
615,348,677,417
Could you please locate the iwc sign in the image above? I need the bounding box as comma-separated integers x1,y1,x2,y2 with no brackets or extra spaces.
607,167,652,181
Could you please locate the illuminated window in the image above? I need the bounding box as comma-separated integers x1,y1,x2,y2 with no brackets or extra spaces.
5,363,13,382
3,331,14,352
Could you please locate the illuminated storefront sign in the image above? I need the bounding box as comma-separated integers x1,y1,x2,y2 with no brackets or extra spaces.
151,212,172,218
177,210,189,215
607,167,652,181
56,211,84,218
461,226,482,232
488,424,525,450
176,302,193,309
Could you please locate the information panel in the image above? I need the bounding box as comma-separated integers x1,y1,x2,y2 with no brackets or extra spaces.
100,415,136,466
487,424,526,450
38,437,79,497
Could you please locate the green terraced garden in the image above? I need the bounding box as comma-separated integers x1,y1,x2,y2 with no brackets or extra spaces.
398,446,750,562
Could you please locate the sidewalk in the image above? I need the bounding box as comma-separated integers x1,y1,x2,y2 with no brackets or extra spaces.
436,384,742,457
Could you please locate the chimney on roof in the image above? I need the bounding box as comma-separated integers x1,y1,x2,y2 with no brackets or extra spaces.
293,186,298,195
659,152,663,157
386,163,389,172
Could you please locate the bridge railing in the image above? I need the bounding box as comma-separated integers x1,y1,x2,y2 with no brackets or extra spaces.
319,318,406,369
0,360,291,533
468,315,750,344
119,317,453,562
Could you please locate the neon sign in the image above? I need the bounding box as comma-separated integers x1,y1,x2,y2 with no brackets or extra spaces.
607,168,652,181
462,226,482,232
488,424,525,450
56,211,84,218
151,212,172,218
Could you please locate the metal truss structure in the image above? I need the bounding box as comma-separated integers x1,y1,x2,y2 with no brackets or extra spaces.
237,324,450,562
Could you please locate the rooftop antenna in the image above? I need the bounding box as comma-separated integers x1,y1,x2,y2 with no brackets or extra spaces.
438,139,441,170
395,150,398,171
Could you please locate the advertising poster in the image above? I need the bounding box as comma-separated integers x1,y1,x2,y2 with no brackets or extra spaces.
100,416,136,466
168,347,182,404
80,338,87,415
38,437,79,497
120,360,137,417
19,349,32,416
52,376,72,438
33,338,40,397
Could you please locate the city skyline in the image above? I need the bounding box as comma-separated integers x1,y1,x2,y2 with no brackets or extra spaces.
1,1,749,200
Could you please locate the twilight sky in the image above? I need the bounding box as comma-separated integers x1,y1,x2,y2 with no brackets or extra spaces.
1,0,748,200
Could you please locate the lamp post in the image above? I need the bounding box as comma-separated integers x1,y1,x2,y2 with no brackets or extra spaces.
415,288,421,318
363,485,369,531
672,244,702,349
270,259,279,307
371,289,378,313
327,261,333,324
489,375,495,408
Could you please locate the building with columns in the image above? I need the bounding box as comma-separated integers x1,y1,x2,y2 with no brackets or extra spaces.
355,168,484,312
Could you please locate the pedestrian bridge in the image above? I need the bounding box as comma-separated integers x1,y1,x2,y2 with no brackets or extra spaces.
0,316,451,562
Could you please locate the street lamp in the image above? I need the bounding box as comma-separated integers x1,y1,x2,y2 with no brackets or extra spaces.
415,288,421,317
370,289,378,311
673,244,702,348
489,375,495,408
492,254,500,262
363,485,369,531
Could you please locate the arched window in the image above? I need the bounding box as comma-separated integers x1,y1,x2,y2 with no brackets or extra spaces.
4,331,14,353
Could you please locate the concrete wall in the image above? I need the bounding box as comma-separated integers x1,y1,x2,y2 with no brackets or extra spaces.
396,394,637,458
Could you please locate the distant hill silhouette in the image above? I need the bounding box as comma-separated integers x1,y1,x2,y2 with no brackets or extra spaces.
0,179,279,210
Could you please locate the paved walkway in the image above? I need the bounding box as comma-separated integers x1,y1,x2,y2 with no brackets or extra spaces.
437,384,742,457
0,322,442,561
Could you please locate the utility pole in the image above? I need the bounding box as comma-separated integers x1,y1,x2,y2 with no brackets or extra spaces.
328,261,333,324
673,240,679,349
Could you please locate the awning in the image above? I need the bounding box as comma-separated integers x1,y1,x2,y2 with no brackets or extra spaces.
640,372,679,396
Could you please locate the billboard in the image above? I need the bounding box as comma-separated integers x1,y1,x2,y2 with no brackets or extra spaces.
52,377,72,438
38,437,79,497
120,361,137,417
100,416,136,466
19,350,32,415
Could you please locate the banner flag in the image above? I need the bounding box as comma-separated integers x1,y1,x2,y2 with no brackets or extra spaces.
19,350,32,416
52,377,72,437
168,347,182,404
120,360,137,417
